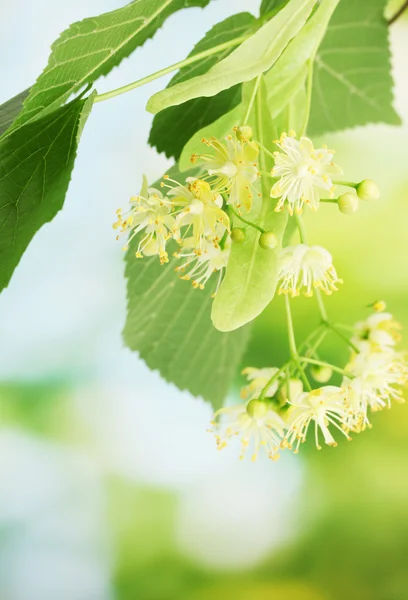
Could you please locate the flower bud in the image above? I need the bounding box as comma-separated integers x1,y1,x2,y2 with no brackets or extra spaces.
277,379,303,405
259,231,278,250
246,399,268,419
356,179,380,201
337,192,359,214
236,125,253,142
311,365,333,383
373,300,386,312
231,227,246,244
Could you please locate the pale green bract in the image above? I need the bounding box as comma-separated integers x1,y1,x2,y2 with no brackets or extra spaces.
211,78,288,333
264,0,340,117
146,0,317,114
11,0,213,130
177,0,337,173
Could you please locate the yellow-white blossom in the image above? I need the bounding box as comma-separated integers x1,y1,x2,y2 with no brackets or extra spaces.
240,367,281,401
284,386,350,452
174,231,230,293
343,343,408,431
277,244,342,297
210,399,286,461
192,129,260,212
114,176,174,264
167,177,229,252
271,132,342,215
352,311,402,350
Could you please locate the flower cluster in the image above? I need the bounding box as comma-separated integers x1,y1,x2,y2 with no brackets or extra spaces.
210,309,407,460
114,127,264,291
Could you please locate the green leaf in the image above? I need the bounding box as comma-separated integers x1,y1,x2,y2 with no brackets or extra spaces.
264,0,340,118
148,12,256,160
211,78,288,333
0,89,30,137
0,93,93,292
260,0,290,17
123,165,252,407
11,0,213,129
147,0,317,114
309,0,401,135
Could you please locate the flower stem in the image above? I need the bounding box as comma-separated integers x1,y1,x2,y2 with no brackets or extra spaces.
257,142,277,162
294,213,308,244
299,356,352,379
332,180,357,188
94,35,250,104
285,295,312,391
258,362,288,401
327,322,360,354
243,74,262,125
230,206,265,234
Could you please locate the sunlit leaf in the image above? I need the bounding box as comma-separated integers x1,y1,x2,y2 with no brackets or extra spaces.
147,0,316,114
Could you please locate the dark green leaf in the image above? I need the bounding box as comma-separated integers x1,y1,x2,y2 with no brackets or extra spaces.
260,0,290,17
0,89,30,137
309,0,401,134
148,12,256,160
0,94,93,292
12,0,213,129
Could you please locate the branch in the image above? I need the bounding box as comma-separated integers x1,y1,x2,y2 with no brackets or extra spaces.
388,0,408,25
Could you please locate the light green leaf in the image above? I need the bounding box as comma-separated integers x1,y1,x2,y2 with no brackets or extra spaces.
264,0,340,117
0,93,93,292
0,89,30,137
11,0,213,129
123,166,251,408
147,0,316,114
211,78,288,333
149,12,256,160
309,0,401,134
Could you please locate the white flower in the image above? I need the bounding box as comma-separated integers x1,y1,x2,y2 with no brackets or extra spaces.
343,344,407,431
114,176,174,264
192,129,260,212
277,244,342,297
174,231,230,293
210,399,287,461
270,132,343,215
352,312,402,350
167,177,230,252
240,367,282,401
284,386,350,452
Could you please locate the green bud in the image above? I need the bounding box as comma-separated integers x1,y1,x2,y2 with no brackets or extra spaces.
277,379,303,405
231,227,246,244
236,125,253,142
356,179,380,201
311,365,333,383
246,399,268,419
337,192,359,214
259,231,278,250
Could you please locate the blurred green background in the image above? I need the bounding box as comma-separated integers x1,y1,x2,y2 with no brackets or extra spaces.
1,1,408,599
